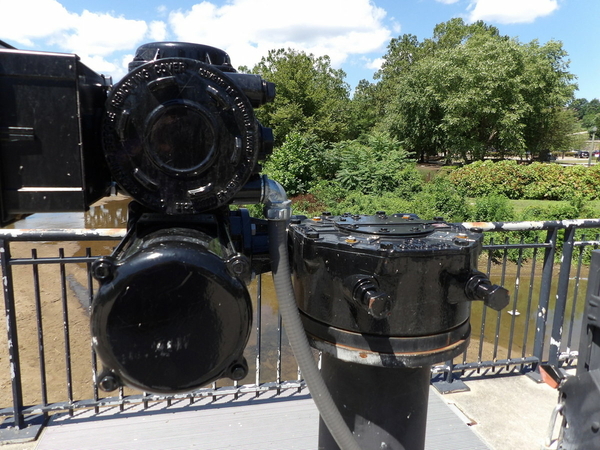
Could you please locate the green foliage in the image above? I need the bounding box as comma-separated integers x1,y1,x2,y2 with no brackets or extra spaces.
334,133,422,197
376,18,577,161
449,160,600,200
250,48,351,145
448,160,530,198
471,195,515,222
409,177,471,222
262,131,335,197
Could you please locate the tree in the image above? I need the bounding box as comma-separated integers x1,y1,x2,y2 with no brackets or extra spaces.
377,19,577,161
250,49,351,145
346,79,381,138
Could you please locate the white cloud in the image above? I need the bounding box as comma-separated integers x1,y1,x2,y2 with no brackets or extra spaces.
0,0,393,80
436,0,460,4
0,0,151,79
58,10,148,57
365,57,384,71
148,20,168,41
168,0,392,69
0,0,74,46
468,0,559,24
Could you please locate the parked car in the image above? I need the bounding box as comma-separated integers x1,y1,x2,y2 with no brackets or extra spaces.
577,150,590,158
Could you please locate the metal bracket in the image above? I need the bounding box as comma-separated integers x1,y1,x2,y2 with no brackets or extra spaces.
0,414,47,444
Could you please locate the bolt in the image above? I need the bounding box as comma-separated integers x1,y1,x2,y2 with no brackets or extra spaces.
592,422,600,433
92,258,114,282
230,363,248,381
366,292,392,319
227,255,251,282
99,373,120,392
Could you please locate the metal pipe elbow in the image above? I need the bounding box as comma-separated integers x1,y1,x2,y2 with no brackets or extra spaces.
261,176,291,221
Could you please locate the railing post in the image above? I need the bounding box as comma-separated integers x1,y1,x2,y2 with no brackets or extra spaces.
548,226,576,367
0,239,25,429
533,228,558,366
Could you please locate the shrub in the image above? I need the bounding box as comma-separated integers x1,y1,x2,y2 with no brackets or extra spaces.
334,132,422,197
470,194,515,222
262,131,336,196
448,160,531,199
449,160,600,201
409,177,471,222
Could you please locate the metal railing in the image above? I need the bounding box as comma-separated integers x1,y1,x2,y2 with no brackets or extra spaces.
436,218,600,385
1,219,600,435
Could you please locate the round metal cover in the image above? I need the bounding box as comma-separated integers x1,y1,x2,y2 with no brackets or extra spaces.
91,237,252,394
103,57,261,214
333,215,437,237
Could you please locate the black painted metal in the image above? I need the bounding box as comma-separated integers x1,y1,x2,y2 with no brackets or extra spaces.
549,227,577,367
289,213,509,449
290,214,490,343
534,228,558,366
0,240,24,429
0,48,112,224
318,353,431,450
91,223,253,394
556,250,600,449
104,42,274,215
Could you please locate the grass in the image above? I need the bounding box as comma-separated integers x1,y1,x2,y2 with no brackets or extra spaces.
510,199,600,216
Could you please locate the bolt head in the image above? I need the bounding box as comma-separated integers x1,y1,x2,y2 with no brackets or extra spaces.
230,363,248,381
99,373,120,392
92,258,114,282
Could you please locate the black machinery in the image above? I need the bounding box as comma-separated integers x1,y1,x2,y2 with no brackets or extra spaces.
1,41,510,449
289,212,508,448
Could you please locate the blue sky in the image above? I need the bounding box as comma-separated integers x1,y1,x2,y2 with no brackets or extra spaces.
1,0,598,100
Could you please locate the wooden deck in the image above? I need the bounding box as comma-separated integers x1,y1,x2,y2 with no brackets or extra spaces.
35,388,491,449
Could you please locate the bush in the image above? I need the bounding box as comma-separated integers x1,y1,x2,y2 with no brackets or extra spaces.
334,132,422,197
409,177,471,222
449,160,531,199
262,131,336,196
449,160,600,201
470,195,515,222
